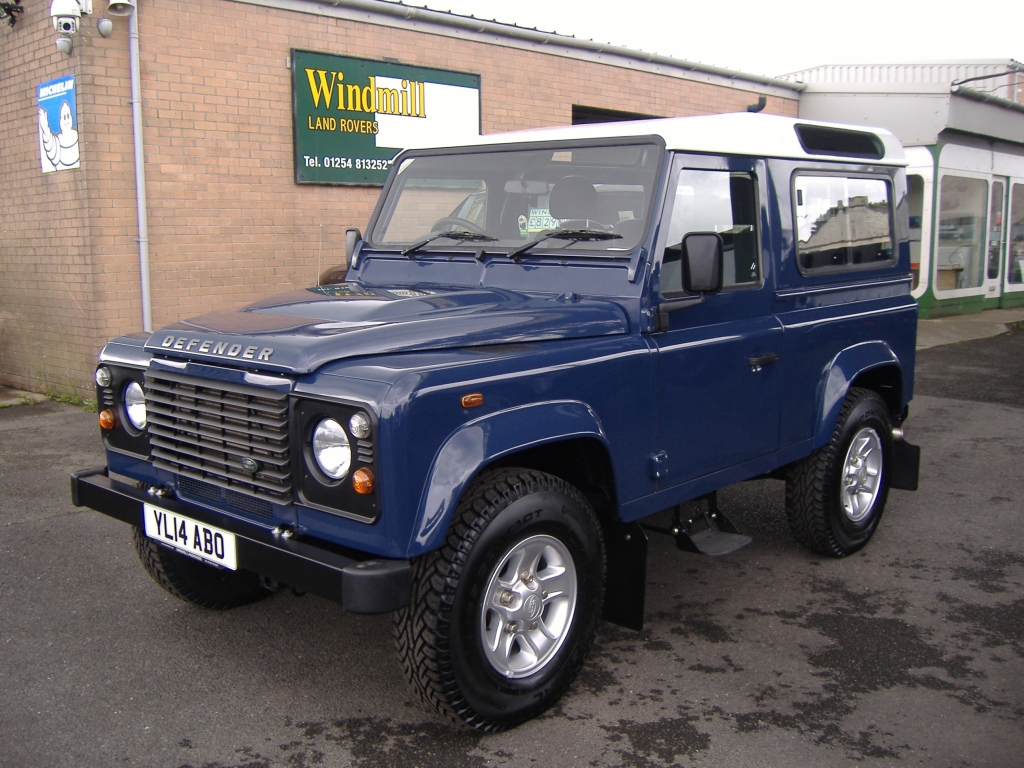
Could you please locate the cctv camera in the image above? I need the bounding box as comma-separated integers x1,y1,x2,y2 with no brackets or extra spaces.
50,0,83,33
54,16,79,33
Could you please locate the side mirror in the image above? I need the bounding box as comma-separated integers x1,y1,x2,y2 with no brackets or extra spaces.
654,232,724,332
682,232,723,295
318,228,362,286
345,228,363,262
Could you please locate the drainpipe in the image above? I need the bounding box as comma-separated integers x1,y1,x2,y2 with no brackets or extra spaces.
129,8,152,332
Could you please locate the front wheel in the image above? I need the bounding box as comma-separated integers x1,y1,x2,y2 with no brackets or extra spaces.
394,468,605,731
786,388,893,556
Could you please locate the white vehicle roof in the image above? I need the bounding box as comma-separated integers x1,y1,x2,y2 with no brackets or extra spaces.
449,113,907,166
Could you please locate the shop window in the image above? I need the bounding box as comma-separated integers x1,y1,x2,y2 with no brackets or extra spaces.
908,174,924,290
794,175,894,273
937,175,987,291
662,170,759,293
988,181,1006,280
1010,183,1024,284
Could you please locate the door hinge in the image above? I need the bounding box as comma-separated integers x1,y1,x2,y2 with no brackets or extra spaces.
648,450,668,480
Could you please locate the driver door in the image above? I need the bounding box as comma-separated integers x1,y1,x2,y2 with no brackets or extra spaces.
650,155,782,489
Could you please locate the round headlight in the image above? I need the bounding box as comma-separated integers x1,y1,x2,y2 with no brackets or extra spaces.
312,418,351,480
95,367,112,387
124,381,147,430
349,412,371,440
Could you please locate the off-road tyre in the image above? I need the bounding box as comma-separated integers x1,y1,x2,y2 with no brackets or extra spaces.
393,467,605,731
786,388,893,557
132,527,269,609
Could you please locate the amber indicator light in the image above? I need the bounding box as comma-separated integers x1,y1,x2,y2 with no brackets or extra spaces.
352,467,375,495
98,409,116,430
461,393,484,408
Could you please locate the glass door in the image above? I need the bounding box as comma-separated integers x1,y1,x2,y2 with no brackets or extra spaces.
935,174,988,295
984,178,1008,300
908,174,926,293
1007,181,1024,293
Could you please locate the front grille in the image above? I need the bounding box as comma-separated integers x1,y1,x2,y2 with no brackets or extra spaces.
178,475,275,520
225,489,274,519
178,474,221,503
145,370,292,504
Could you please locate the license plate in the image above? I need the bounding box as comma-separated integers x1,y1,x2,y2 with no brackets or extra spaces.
143,504,237,570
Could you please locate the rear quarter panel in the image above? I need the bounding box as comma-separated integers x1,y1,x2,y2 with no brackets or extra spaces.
767,159,917,451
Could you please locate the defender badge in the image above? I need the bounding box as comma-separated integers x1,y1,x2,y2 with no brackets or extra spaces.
160,335,273,362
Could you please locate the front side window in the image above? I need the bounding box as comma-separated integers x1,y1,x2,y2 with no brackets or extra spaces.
661,170,759,293
936,175,987,291
371,142,662,255
1010,183,1024,284
794,175,894,273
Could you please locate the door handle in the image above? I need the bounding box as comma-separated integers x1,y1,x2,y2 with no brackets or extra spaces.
747,352,779,371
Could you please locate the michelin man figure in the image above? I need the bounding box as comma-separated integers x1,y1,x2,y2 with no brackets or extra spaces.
39,100,80,171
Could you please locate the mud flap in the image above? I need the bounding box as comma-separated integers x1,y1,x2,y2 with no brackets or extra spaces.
890,440,921,491
602,520,647,631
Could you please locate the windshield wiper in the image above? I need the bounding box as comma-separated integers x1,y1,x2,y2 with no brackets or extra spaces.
402,230,497,258
507,228,622,262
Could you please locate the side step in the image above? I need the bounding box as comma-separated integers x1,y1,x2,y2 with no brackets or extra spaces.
684,527,752,557
643,492,752,558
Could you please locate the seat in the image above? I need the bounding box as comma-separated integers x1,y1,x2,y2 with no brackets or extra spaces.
549,176,607,230
612,218,645,247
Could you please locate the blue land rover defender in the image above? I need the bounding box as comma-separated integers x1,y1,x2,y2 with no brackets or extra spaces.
73,113,920,731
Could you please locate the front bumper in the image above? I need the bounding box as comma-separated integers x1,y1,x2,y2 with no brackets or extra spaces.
70,468,411,614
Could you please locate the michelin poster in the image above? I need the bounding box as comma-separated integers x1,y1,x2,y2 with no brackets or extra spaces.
38,75,80,173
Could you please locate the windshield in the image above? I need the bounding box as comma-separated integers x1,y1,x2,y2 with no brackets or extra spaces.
370,142,662,255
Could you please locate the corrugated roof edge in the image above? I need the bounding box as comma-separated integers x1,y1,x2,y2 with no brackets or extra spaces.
230,0,803,94
779,59,1023,84
952,85,1024,116
428,113,907,166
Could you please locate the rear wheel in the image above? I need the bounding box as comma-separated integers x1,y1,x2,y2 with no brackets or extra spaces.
394,468,605,731
786,388,893,556
132,527,269,609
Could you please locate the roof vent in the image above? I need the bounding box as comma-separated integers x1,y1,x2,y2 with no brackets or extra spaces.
795,124,884,160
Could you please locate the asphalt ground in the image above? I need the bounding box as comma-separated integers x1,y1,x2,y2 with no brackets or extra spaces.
2,328,1023,767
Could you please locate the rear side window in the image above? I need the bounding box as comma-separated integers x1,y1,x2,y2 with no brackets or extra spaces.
794,175,895,273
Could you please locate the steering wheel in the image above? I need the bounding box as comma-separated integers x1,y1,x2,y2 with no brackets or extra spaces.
555,218,611,232
431,217,485,234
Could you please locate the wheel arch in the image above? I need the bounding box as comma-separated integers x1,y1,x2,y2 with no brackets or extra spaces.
814,342,905,450
406,401,616,557
489,437,619,524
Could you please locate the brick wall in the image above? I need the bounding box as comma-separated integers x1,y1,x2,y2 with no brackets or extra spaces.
0,4,99,397
0,0,798,395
